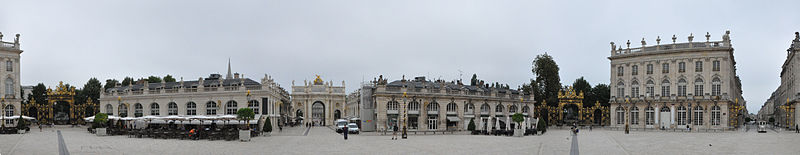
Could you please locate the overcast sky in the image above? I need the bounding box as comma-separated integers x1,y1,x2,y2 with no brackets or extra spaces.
1,0,798,113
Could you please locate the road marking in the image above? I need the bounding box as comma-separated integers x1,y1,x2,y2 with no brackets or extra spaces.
570,134,579,155
57,130,70,155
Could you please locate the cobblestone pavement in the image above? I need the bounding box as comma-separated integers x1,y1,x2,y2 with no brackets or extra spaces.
1,126,799,155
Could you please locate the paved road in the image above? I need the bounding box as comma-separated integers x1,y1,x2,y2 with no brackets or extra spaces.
570,134,579,155
57,130,70,155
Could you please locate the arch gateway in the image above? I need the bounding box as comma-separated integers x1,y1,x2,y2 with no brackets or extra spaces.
537,86,609,126
22,82,97,125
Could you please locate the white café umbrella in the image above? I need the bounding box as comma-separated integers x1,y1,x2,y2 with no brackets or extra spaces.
4,115,36,120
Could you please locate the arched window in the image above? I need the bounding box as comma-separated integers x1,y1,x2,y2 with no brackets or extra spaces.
522,106,530,114
446,103,457,112
464,103,474,113
677,106,686,125
694,78,704,96
677,78,687,96
119,104,128,117
387,101,398,111
206,101,217,115
495,104,504,114
427,102,439,112
660,106,670,112
645,106,654,125
712,78,721,96
630,107,639,125
509,105,518,114
711,105,721,125
150,103,160,116
616,81,625,97
186,102,197,115
5,78,14,97
106,104,113,115
408,101,420,111
616,106,625,124
248,100,259,115
134,103,143,117
646,80,655,97
4,105,13,124
480,104,490,113
226,101,238,115
693,106,704,125
168,102,178,115
661,79,671,97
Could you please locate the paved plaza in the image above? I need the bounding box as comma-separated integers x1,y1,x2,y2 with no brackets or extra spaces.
1,126,799,155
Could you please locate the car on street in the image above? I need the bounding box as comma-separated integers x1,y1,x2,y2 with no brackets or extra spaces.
757,121,767,133
347,123,360,134
335,119,348,133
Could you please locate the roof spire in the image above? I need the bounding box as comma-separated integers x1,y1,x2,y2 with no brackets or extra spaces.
226,58,233,79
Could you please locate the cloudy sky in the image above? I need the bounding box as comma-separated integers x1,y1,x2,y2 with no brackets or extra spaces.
1,0,798,113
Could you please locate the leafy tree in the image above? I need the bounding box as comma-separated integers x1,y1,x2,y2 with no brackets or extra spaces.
744,117,752,123
537,118,547,133
512,113,524,129
94,113,108,128
104,79,119,90
769,117,775,123
532,54,561,106
237,108,255,130
163,74,177,83
17,115,27,129
122,77,134,86
572,77,593,107
591,84,611,106
146,76,162,83
467,118,476,131
28,83,47,105
264,117,273,132
83,78,102,103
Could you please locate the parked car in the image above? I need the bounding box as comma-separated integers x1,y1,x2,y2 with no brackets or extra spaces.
347,123,360,134
335,119,348,133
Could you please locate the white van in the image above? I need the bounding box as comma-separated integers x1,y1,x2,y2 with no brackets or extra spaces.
757,121,767,133
335,119,348,133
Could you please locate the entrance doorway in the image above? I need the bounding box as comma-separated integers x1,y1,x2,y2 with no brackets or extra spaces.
53,101,71,125
562,104,579,125
334,110,341,120
312,101,325,126
594,109,603,125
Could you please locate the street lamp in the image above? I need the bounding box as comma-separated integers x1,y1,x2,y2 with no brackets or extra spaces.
1,97,5,128
402,91,408,139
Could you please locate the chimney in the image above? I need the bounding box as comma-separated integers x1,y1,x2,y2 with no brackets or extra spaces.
234,73,240,79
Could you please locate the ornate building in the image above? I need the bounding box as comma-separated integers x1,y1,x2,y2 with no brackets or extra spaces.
759,32,800,128
537,87,609,126
0,32,22,127
608,30,746,130
290,75,346,126
99,62,289,130
357,76,534,132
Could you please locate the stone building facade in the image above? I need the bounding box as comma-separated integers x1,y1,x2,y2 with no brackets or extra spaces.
759,32,800,128
290,75,346,126
608,30,746,130
362,76,534,132
1,32,23,127
99,65,290,130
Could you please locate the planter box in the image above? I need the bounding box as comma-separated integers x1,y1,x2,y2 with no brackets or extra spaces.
239,130,251,142
18,130,25,134
96,128,107,136
513,129,524,137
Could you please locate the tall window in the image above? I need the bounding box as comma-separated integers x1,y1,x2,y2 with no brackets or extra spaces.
168,102,178,115
712,78,721,96
616,107,625,124
617,66,624,76
631,81,640,97
662,63,669,73
679,62,686,72
4,105,13,124
632,65,638,75
409,101,420,111
119,104,128,117
226,101,238,115
695,61,703,72
712,60,720,71
678,79,687,96
248,100,259,115
428,102,439,112
5,60,11,72
446,103,457,112
711,106,721,125
106,104,113,115
509,105,517,113
5,78,14,97
617,82,625,97
150,103,160,116
646,64,653,74
645,106,655,125
693,106,704,125
646,80,655,97
464,103,474,113
134,103,143,117
630,107,639,125
186,102,197,115
694,78,704,96
677,106,686,125
206,101,217,115
495,104,504,115
387,101,399,111
661,79,670,97
522,106,530,114
480,104,490,113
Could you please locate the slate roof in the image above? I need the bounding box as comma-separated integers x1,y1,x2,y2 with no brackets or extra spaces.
105,78,260,92
385,78,522,94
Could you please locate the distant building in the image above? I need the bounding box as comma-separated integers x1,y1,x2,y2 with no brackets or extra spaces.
1,32,23,127
290,75,346,126
608,30,746,130
758,32,800,128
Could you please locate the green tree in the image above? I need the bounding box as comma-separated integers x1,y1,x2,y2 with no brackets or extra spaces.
237,108,255,130
122,77,134,86
104,79,119,90
537,118,547,133
512,113,524,129
591,84,611,106
163,75,177,83
28,83,47,105
94,113,108,128
83,78,102,103
532,53,561,106
572,77,594,107
264,117,273,132
146,76,162,83
467,118,476,131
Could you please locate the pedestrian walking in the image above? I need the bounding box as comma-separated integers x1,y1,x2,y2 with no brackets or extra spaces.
392,124,398,140
343,126,349,140
279,125,283,132
38,123,42,132
796,124,799,133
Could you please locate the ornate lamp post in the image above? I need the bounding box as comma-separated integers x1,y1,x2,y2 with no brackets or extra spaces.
402,91,408,139
1,97,5,128
117,96,122,117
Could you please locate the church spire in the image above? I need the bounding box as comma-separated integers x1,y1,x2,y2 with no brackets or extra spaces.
226,58,233,79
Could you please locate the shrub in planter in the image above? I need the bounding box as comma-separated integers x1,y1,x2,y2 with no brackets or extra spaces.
467,118,476,131
263,117,272,133
237,108,255,130
537,118,547,133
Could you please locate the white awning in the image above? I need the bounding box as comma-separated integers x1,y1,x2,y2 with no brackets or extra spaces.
446,117,461,122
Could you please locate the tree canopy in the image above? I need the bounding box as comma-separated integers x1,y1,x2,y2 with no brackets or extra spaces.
532,53,561,106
